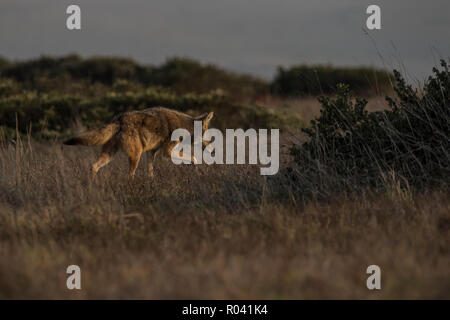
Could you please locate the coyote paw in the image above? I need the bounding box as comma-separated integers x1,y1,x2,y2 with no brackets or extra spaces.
148,165,154,178
89,168,97,181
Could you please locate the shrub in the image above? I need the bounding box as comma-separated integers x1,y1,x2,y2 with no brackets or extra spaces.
271,64,392,96
0,78,21,97
0,56,10,70
0,86,299,141
0,55,149,86
287,60,450,197
0,55,267,98
148,57,267,97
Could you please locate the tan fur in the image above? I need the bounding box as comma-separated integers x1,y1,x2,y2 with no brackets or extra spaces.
64,107,214,179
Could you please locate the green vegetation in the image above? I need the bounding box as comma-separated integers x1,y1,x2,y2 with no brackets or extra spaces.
0,56,394,99
286,60,449,198
0,55,398,142
145,57,267,97
0,55,266,98
0,56,301,140
0,83,300,141
271,64,392,96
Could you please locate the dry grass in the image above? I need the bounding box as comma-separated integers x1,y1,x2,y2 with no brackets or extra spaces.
0,139,448,299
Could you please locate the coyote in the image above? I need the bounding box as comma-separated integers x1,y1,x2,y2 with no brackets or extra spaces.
64,107,214,179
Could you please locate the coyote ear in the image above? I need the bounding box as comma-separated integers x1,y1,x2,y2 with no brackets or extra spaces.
204,112,214,125
195,112,214,125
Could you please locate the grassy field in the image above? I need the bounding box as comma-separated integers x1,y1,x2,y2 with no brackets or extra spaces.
0,137,448,299
0,56,448,299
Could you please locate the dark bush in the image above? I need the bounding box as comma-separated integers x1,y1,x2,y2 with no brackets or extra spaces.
0,78,21,97
0,55,266,98
271,64,392,96
0,56,10,69
288,60,450,196
148,57,267,97
0,55,149,86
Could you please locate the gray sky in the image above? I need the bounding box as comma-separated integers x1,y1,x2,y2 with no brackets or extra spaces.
0,0,449,81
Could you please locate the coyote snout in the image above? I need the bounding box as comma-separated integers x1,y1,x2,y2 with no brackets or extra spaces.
64,107,214,179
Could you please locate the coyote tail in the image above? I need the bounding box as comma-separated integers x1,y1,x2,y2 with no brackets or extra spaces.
64,123,120,146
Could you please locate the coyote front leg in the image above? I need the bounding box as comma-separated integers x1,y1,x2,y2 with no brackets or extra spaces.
164,141,198,164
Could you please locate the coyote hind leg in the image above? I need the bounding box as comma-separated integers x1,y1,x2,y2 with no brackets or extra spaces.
121,138,143,180
127,151,142,180
90,139,118,179
147,149,159,178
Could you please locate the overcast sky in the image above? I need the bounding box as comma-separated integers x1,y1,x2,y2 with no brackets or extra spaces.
0,0,448,81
